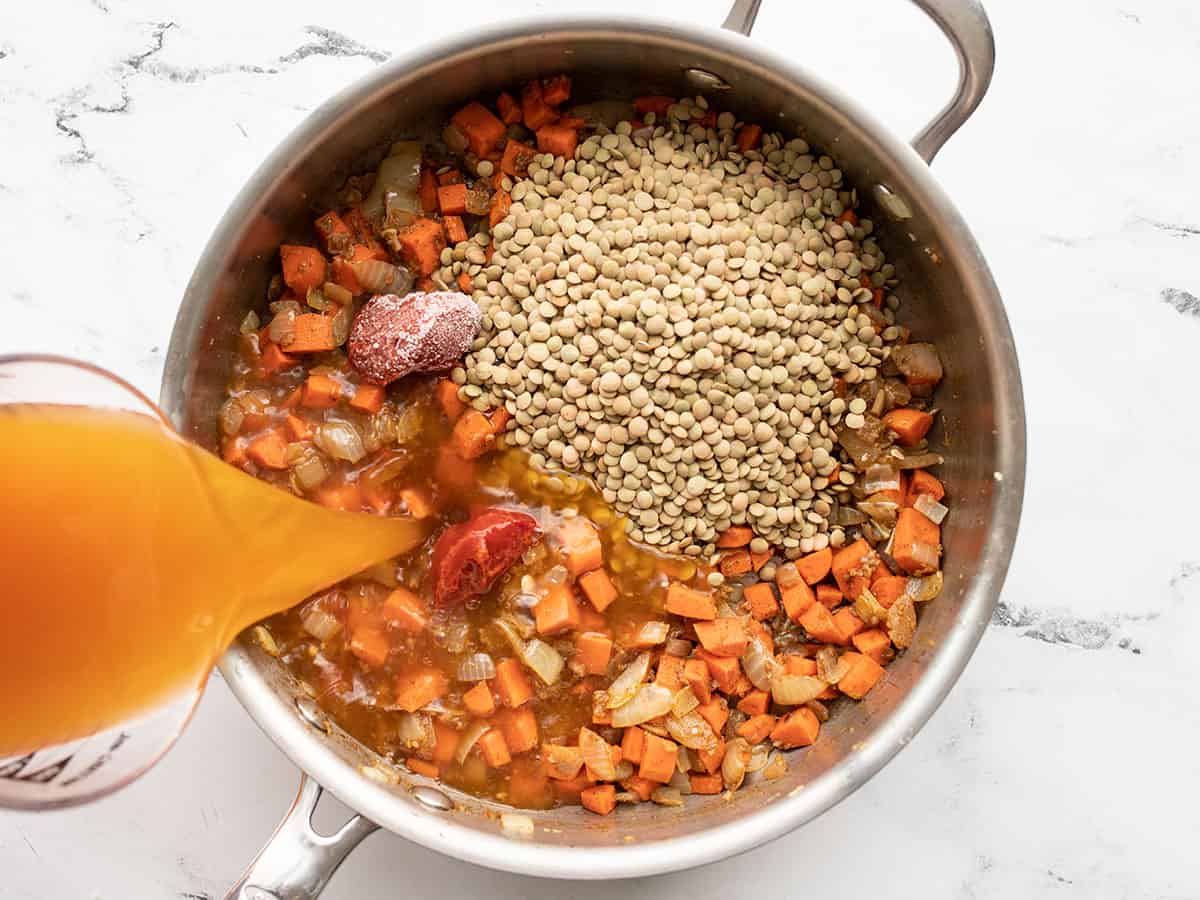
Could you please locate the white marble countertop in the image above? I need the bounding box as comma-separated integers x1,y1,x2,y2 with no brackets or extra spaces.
2,0,1198,897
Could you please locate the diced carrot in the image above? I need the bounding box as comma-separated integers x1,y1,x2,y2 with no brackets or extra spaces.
799,603,841,644
696,738,726,775
536,124,578,159
693,619,747,657
280,245,327,293
348,625,389,667
750,549,772,571
396,218,446,276
697,651,740,694
450,409,498,460
314,211,353,254
695,698,729,735
638,733,678,783
398,487,434,520
497,706,539,754
689,773,723,795
285,314,337,353
246,429,289,470
736,690,769,717
444,215,468,244
832,607,866,645
719,549,753,577
770,707,820,749
535,583,581,636
816,584,843,609
743,583,779,621
872,575,908,609
486,406,510,433
416,165,439,214
581,783,616,815
437,169,464,186
728,673,754,698
838,652,886,699
736,123,762,151
574,632,612,676
315,482,363,512
341,207,385,254
892,508,942,575
621,775,656,801
552,771,595,801
301,373,342,409
463,681,497,717
558,517,603,578
406,758,439,779
279,387,303,411
451,101,508,158
835,209,859,227
883,408,935,447
541,74,571,106
434,444,476,495
779,578,815,622
496,91,521,124
349,383,386,414
256,340,295,377
500,139,537,177
633,96,674,117
329,257,363,295
908,469,945,503
494,658,534,707
435,379,466,423
577,568,618,612
737,714,777,745
796,547,833,585
394,667,448,712
432,721,460,765
620,726,645,764
283,414,312,442
520,80,557,130
478,729,512,767
683,658,711,704
381,586,428,632
437,182,468,216
578,606,607,633
783,655,818,676
489,189,512,227
665,582,716,620
852,629,892,664
654,654,685,691
716,526,754,548
832,539,886,600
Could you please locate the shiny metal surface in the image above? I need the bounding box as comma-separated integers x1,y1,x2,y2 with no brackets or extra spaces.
161,3,1024,889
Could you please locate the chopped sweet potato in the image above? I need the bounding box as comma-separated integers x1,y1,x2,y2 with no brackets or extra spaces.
851,629,892,665
872,575,908,609
497,706,539,754
558,517,603,577
633,96,674,117
496,91,521,124
541,74,571,106
436,379,466,423
478,729,511,767
581,783,616,815
578,568,618,612
693,619,747,657
489,189,512,227
909,469,946,502
463,681,496,717
520,80,557,130
736,123,762,151
535,583,581,636
737,714,777,745
892,508,941,575
394,667,447,712
796,547,833,585
443,215,468,244
743,582,779,620
494,658,534,707
638,732,678,783
716,526,754,548
348,383,385,414
771,707,820,749
450,101,508,158
396,218,446,276
381,587,427,632
779,578,815,622
575,632,612,676
246,430,289,470
798,603,841,644
831,539,887,600
437,182,468,216
280,245,327,293
301,373,342,409
536,123,578,159
500,139,537,177
719,549,753,577
838,652,886,699
665,582,716,620
451,409,498,460
883,408,935,446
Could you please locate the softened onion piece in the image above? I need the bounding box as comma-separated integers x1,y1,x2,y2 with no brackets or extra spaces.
267,307,297,345
722,737,750,790
816,646,850,684
771,673,826,706
665,711,719,751
913,493,949,525
543,745,584,780
671,685,699,718
746,742,771,773
351,259,413,297
613,759,634,781
606,651,651,708
315,420,366,463
500,813,534,838
905,570,943,603
579,727,617,781
908,541,941,573
651,786,684,807
363,140,422,229
635,621,670,646
396,712,434,753
894,450,944,470
522,638,564,685
741,638,779,692
456,653,496,682
664,638,693,658
853,587,889,627
292,453,329,491
863,464,901,494
611,684,673,728
859,496,899,527
218,398,245,437
301,608,342,642
454,719,491,764
239,310,261,335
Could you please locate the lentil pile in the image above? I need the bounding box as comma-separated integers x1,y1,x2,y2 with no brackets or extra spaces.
443,99,901,557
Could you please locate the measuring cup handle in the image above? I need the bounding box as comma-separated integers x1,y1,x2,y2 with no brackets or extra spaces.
225,775,378,900
721,0,996,164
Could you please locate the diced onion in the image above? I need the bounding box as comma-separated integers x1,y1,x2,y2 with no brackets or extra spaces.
363,141,422,228
457,653,496,682
894,451,945,470
740,638,779,692
774,562,803,591
396,712,434,753
613,759,634,781
315,420,366,463
543,745,584,779
500,813,534,838
913,493,949,525
859,496,899,527
267,307,297,345
906,541,941,574
579,727,617,781
664,638,693,658
770,673,826,706
666,711,719,751
853,588,888,627
671,686,699,718
721,737,750,790
218,398,245,437
763,753,788,781
239,310,261,335
635,621,670,646
863,464,901,494
816,647,849,685
331,303,352,346
292,453,328,491
606,652,651,708
611,684,673,728
746,742,771,772
651,786,684,807
522,639,564,685
905,571,943,603
454,720,491,764
301,608,342,642
351,259,413,296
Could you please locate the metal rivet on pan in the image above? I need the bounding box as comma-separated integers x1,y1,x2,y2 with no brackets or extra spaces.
295,697,326,729
412,785,454,811
683,68,731,91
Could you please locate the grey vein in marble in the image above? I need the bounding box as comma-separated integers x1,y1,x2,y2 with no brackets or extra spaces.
991,602,1146,653
1161,287,1200,317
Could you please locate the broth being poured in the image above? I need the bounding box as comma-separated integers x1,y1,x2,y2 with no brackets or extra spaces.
0,402,425,756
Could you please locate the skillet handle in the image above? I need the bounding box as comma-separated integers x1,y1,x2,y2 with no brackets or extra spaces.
722,0,996,164
225,775,378,900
